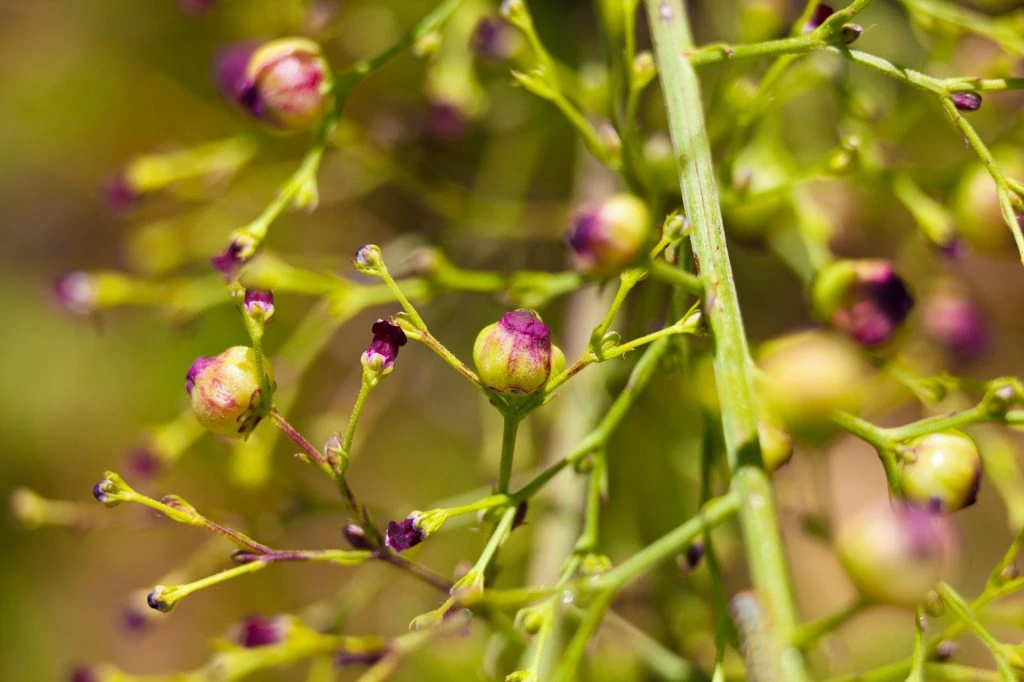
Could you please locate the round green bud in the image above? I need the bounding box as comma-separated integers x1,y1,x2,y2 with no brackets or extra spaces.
473,310,554,395
186,346,273,437
759,418,793,473
900,431,982,514
836,502,946,607
566,194,652,277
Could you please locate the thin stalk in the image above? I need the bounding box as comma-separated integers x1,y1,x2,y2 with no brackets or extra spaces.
498,413,521,494
646,2,810,679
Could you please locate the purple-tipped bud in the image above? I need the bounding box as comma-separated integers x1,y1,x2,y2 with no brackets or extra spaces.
837,502,948,606
342,524,374,550
512,500,529,530
950,92,982,112
473,310,555,395
186,346,273,437
920,285,987,362
471,16,520,61
103,172,139,213
900,431,982,514
53,272,98,316
232,615,290,648
146,587,173,613
211,240,247,280
361,319,407,376
566,194,652,277
385,516,425,553
802,3,835,33
812,259,914,347
425,99,469,142
243,289,275,322
218,39,330,131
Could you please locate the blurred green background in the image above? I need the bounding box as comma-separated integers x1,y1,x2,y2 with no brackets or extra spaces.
2,0,1024,680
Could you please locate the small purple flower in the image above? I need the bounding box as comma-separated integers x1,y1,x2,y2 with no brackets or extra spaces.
425,99,468,142
812,260,914,348
361,319,408,374
53,272,97,316
185,356,214,395
471,16,518,61
70,667,98,682
233,615,288,648
244,289,275,321
802,3,835,33
211,240,246,280
217,43,261,116
950,92,982,112
126,445,162,478
385,516,424,553
684,541,705,570
103,172,138,213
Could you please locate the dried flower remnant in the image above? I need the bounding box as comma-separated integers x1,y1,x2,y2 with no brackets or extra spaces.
232,615,290,648
950,92,982,112
243,289,275,322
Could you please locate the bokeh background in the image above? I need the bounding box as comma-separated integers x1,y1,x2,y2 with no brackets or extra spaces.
3,0,1024,679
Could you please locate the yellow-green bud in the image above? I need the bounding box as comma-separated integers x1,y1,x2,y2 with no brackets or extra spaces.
473,310,555,395
899,431,982,514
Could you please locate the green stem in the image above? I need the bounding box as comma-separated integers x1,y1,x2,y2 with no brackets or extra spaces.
646,4,810,680
498,413,521,494
906,608,927,682
791,598,869,648
936,582,1017,681
649,260,705,295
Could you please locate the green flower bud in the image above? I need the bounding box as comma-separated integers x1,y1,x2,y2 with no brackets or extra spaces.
899,431,982,514
837,502,947,607
186,346,273,437
473,310,555,394
759,417,793,473
566,194,652,277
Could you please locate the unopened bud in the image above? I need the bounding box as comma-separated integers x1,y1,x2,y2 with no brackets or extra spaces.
473,310,555,395
243,289,275,322
899,431,982,514
949,92,982,112
231,614,291,648
186,346,273,437
812,259,914,348
566,194,652,277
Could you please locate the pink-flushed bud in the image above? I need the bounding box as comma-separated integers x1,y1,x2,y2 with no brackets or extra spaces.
802,3,834,33
899,431,982,514
473,310,555,395
566,194,652,277
186,346,273,437
243,289,275,322
385,516,424,553
361,319,407,376
811,259,914,347
53,272,98,315
231,615,291,648
949,92,982,112
470,16,520,61
836,502,948,607
920,284,987,362
218,39,331,132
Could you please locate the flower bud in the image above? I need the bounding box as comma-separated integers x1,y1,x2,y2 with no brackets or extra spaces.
342,523,374,550
218,38,331,132
759,418,793,473
243,289,275,323
385,516,425,553
802,3,834,33
836,502,946,606
361,319,407,377
471,16,520,61
919,283,987,362
566,194,652,277
186,346,273,437
811,259,914,347
231,615,291,648
899,431,982,513
950,92,982,112
757,331,873,439
473,310,555,394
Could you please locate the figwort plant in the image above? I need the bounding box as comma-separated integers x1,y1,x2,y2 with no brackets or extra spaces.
22,0,1024,680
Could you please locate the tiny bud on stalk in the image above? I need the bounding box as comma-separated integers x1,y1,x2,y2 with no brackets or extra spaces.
899,431,982,513
186,346,274,437
473,310,559,395
950,92,982,112
837,502,947,607
566,194,652,277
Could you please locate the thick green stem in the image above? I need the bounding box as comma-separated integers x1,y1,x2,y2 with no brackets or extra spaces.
645,2,810,680
498,413,521,494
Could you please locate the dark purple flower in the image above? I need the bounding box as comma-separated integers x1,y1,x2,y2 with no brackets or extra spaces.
425,99,468,142
70,666,98,682
185,356,214,395
146,588,172,613
342,524,374,550
471,16,518,61
126,445,162,478
684,541,705,570
243,289,275,321
385,517,424,553
211,240,246,279
921,287,987,362
950,92,982,112
802,3,835,33
103,172,138,213
233,615,288,648
53,272,97,315
813,260,914,348
361,319,408,374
